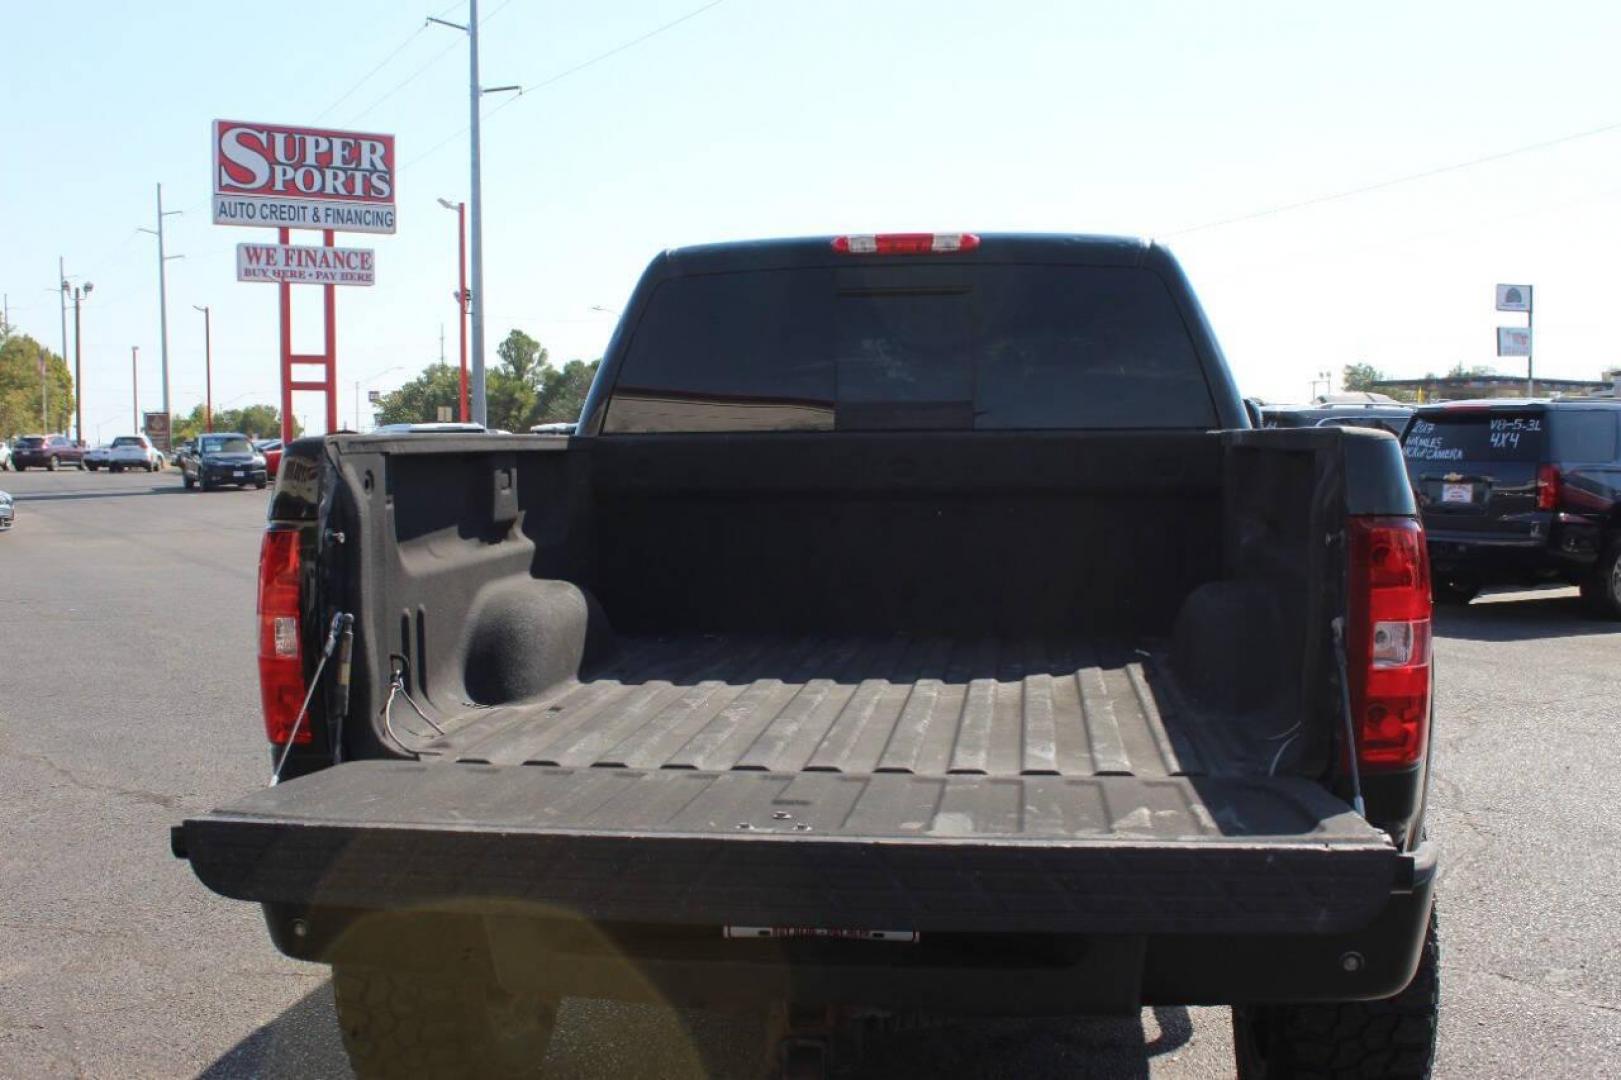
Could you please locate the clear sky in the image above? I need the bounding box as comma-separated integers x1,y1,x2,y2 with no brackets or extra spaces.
5,0,1621,438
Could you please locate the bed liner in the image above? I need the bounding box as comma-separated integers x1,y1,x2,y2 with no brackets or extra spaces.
415,632,1273,778
177,634,1408,935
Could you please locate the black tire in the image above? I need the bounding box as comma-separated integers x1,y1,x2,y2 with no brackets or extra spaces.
1579,540,1621,619
255,478,268,490
182,473,195,490
333,963,556,1080
1431,578,1479,605
1233,908,1439,1080
46,455,59,472
199,476,213,492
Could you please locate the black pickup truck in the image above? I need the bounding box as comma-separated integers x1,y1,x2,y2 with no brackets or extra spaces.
174,233,1439,1079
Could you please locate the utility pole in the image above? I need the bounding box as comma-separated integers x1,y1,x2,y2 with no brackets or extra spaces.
132,346,140,433
1526,286,1536,398
193,305,213,433
71,283,92,444
55,257,68,429
427,6,518,429
138,183,183,424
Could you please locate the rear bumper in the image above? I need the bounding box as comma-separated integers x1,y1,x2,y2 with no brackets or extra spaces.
1426,522,1599,580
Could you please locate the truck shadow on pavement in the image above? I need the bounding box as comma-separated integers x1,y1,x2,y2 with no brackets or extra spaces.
1434,589,1620,643
197,983,1195,1079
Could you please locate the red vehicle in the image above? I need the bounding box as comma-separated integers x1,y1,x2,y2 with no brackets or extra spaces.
253,439,283,480
12,434,87,471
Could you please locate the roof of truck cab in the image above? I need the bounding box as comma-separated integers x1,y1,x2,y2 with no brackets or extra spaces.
660,233,1159,274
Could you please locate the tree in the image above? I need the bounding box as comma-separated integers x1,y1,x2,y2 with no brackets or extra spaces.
173,402,300,443
1342,363,1386,392
0,331,75,438
536,359,600,424
375,363,462,426
1446,362,1497,379
374,331,601,431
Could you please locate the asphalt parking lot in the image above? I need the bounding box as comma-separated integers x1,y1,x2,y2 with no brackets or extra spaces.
1,468,1617,1079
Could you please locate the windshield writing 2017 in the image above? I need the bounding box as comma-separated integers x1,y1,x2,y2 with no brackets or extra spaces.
1404,416,1542,460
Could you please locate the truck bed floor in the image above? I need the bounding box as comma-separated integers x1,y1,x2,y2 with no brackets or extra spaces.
418,633,1262,778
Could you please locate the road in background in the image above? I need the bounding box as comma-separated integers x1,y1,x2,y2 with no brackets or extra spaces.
0,470,1616,1078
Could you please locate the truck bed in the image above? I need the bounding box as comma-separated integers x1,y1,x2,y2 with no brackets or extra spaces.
178,633,1411,936
417,632,1256,778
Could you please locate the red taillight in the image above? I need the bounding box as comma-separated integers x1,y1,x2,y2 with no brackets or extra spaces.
257,527,310,744
1346,516,1432,770
831,232,981,255
1536,464,1561,511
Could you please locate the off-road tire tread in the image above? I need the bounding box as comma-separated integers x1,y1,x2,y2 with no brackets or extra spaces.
1234,909,1439,1079
333,962,552,1080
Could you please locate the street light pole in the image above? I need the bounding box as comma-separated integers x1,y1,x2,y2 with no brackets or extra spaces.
438,197,470,421
193,305,213,433
132,346,139,433
427,5,518,429
354,365,403,432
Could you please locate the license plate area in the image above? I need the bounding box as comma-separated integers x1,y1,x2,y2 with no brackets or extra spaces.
1441,482,1473,504
724,926,919,943
233,470,245,478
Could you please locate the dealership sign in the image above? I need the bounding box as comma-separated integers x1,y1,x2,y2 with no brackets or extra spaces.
1495,283,1532,312
213,120,396,234
237,243,376,286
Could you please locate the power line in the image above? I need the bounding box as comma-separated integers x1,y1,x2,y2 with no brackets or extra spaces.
315,26,429,121
345,0,520,127
1161,116,1621,239
402,0,728,169
347,36,466,125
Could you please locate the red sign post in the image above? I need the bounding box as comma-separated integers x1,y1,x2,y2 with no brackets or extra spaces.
212,120,397,442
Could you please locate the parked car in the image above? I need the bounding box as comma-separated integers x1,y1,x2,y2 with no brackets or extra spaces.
253,439,283,479
174,234,1440,1080
108,434,164,473
0,489,12,531
0,439,11,471
1404,398,1621,613
171,440,196,472
83,444,113,471
1261,403,1413,435
11,434,86,471
180,432,267,491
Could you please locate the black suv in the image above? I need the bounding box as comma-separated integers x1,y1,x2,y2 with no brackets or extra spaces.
1403,399,1621,613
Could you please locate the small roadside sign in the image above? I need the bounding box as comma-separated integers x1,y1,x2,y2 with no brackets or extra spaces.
1497,327,1532,357
143,411,171,452
436,406,453,422
1496,284,1531,312
367,389,382,404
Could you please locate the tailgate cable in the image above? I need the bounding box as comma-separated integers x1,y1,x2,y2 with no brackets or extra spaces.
1329,617,1367,818
381,656,446,750
271,612,354,786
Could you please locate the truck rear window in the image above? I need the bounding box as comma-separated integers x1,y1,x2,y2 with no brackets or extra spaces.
1404,412,1545,463
605,265,1217,432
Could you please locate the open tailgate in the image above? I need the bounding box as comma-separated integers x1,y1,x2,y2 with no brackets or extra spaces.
176,761,1409,935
